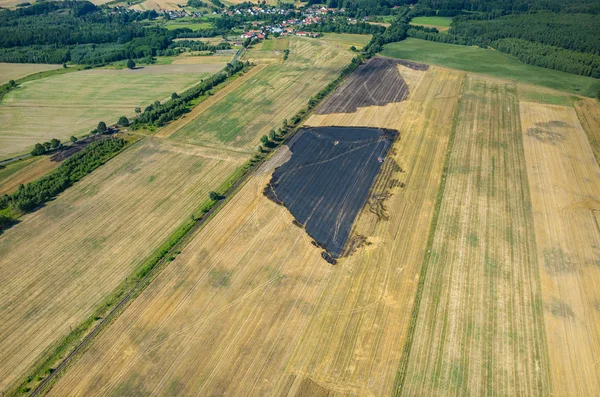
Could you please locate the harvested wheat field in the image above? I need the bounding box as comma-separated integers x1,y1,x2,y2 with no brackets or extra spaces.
0,138,246,392
0,63,61,86
0,65,219,159
169,37,352,151
574,97,600,164
397,75,551,396
0,156,61,196
520,101,600,396
49,62,464,397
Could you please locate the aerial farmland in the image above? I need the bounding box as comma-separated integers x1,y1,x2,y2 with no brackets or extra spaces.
1,1,600,396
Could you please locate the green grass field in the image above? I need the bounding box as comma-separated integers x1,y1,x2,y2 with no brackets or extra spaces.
410,16,452,27
0,65,220,159
171,37,352,151
382,38,600,97
261,38,290,51
165,22,214,31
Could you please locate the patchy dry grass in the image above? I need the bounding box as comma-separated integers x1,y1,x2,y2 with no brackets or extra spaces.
0,63,62,86
0,138,245,393
398,75,551,396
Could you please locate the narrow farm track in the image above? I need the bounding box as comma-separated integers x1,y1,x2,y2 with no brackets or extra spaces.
399,76,551,396
521,102,600,396
0,138,245,393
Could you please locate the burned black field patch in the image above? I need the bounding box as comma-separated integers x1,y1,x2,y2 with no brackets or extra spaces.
265,127,397,258
316,57,426,114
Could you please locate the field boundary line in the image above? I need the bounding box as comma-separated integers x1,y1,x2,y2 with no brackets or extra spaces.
155,64,267,139
392,73,466,397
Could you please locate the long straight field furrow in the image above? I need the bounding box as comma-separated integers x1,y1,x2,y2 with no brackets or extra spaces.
574,97,600,165
399,75,551,397
520,101,600,396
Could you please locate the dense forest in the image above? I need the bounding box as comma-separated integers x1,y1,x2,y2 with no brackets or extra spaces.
416,0,600,14
405,1,600,77
0,1,174,64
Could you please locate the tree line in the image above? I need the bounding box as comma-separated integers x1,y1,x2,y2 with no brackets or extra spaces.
131,61,247,129
170,40,232,52
0,138,125,219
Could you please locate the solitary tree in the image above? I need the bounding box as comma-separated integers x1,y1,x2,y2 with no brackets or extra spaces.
268,129,276,140
70,136,77,143
135,107,141,114
260,135,270,146
62,63,67,68
126,59,136,69
350,45,357,52
117,116,130,127
31,143,45,156
97,121,107,133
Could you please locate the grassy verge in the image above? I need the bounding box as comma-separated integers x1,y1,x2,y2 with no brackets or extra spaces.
392,74,465,396
0,66,84,102
382,39,600,97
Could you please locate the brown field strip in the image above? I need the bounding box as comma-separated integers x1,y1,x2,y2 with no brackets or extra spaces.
520,101,600,396
398,76,551,396
155,64,268,139
0,138,245,392
48,66,463,396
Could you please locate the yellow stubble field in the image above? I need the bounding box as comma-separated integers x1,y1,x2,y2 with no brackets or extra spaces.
397,75,552,396
0,138,245,393
520,101,600,396
48,64,464,396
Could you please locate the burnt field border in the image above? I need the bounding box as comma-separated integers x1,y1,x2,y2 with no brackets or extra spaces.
264,126,399,261
316,56,429,115
16,55,369,397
